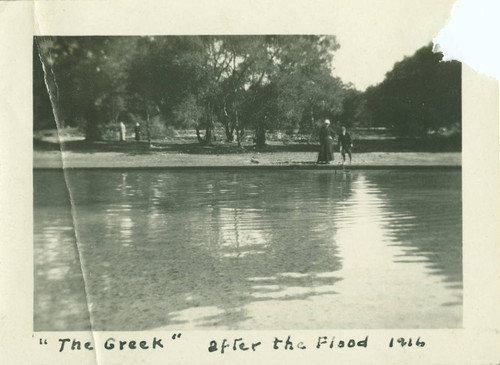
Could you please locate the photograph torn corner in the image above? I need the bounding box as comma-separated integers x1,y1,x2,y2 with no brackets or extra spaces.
433,0,500,83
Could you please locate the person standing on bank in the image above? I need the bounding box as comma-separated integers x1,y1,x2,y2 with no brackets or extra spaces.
338,126,353,165
134,122,141,141
119,121,127,142
317,119,334,164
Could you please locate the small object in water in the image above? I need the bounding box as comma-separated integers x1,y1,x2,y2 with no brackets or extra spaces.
251,157,259,164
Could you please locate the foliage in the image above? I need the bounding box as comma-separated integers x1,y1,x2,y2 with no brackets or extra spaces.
365,44,461,136
33,37,461,145
338,87,371,129
35,36,137,140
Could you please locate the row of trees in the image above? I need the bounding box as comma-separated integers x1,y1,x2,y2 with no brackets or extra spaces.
330,45,462,136
35,35,347,146
34,36,461,145
365,45,461,136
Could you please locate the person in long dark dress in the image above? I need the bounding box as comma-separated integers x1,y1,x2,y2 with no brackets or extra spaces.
317,119,334,164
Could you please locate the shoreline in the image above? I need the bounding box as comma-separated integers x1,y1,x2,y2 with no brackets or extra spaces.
33,151,461,169
34,165,461,170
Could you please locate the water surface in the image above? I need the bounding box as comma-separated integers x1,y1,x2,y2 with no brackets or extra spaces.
34,169,462,330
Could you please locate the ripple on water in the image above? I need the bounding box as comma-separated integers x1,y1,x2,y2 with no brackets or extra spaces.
34,169,462,330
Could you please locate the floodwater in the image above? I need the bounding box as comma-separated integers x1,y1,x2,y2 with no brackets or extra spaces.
34,169,462,331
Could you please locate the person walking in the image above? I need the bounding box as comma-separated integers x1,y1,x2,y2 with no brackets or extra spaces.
338,126,353,165
317,119,334,164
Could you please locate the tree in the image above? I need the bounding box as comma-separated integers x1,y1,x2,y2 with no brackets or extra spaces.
227,35,344,147
338,87,371,129
365,44,461,136
127,36,225,145
35,36,138,140
36,35,347,146
258,36,343,141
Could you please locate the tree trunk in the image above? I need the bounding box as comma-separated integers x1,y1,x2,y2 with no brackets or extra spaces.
195,127,203,144
310,106,315,129
225,124,234,142
204,102,215,145
222,102,234,142
85,119,102,141
255,124,266,148
146,112,152,147
235,110,242,148
235,128,241,148
205,125,212,145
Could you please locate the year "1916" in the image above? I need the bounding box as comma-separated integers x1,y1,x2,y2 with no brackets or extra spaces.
389,337,425,348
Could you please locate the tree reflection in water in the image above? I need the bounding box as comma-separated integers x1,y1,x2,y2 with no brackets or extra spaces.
34,169,461,330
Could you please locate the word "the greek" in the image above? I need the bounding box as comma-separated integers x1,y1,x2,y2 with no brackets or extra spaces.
58,337,164,352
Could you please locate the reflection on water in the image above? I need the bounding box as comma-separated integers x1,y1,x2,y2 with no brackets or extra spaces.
34,169,462,330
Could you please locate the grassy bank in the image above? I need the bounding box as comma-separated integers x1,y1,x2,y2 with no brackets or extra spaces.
34,131,461,153
33,150,460,169
33,128,461,168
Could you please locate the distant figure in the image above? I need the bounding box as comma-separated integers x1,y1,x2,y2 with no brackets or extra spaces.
134,122,141,141
119,121,127,142
338,126,353,165
317,119,334,164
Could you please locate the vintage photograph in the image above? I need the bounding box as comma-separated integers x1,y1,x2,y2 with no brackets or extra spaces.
33,35,462,331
